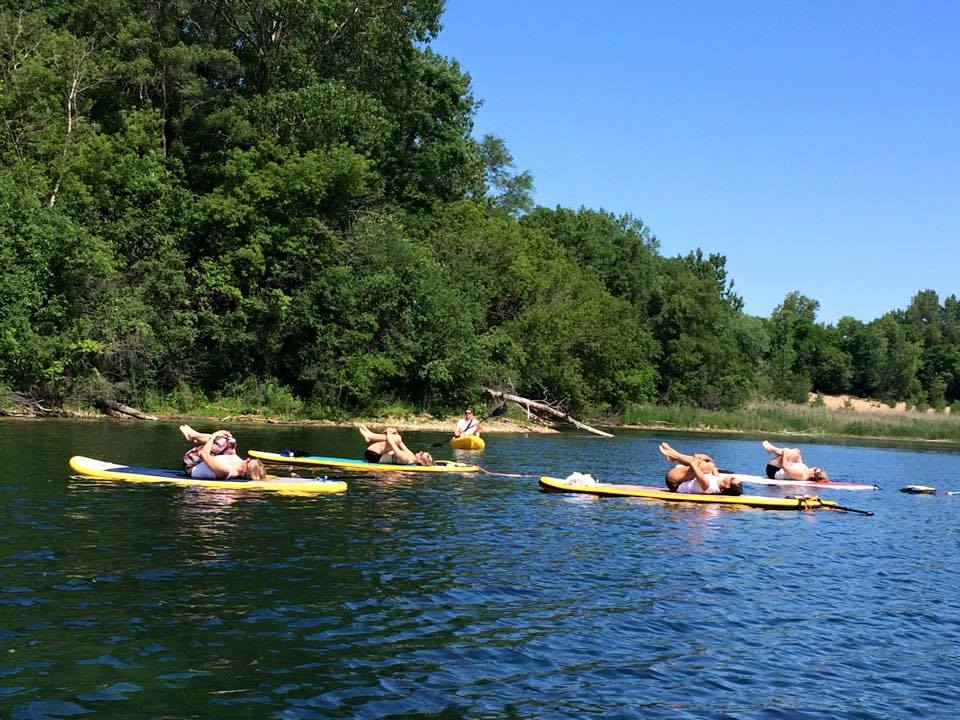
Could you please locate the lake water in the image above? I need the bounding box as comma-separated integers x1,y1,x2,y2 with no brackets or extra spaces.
2,420,959,719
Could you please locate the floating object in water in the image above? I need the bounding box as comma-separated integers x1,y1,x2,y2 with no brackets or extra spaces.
900,485,937,494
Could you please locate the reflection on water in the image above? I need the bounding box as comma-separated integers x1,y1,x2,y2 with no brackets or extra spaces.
1,420,960,718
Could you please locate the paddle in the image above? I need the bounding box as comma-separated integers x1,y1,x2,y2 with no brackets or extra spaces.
788,495,874,516
428,403,509,449
829,503,874,516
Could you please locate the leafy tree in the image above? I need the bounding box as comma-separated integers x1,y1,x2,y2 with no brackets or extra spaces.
477,134,534,216
521,205,662,313
766,292,821,402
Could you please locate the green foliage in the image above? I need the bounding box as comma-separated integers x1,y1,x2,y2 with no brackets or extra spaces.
766,292,817,402
4,3,960,423
477,134,534,216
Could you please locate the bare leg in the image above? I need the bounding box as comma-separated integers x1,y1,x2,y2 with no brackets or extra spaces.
366,440,389,455
660,442,713,467
180,424,210,443
660,442,695,465
385,431,417,464
665,464,693,491
358,425,387,443
763,441,803,468
358,426,401,444
763,440,789,456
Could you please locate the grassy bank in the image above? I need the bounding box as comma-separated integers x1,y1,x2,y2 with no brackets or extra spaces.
12,383,960,443
623,400,960,442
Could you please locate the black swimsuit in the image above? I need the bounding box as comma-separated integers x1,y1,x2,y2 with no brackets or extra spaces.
364,449,383,464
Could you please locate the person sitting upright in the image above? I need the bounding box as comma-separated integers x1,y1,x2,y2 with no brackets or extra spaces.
761,440,829,482
659,441,743,496
357,426,434,466
179,424,266,480
454,406,481,438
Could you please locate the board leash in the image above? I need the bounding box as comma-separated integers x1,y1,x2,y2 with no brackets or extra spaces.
477,466,538,478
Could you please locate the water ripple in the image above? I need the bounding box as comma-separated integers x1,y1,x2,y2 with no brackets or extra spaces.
3,426,960,717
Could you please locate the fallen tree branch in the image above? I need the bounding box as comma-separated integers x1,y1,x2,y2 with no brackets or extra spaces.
4,390,52,415
95,398,158,421
485,389,614,437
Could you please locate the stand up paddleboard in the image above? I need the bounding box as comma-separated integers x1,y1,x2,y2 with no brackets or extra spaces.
69,456,347,493
538,476,866,512
249,450,479,473
726,473,878,491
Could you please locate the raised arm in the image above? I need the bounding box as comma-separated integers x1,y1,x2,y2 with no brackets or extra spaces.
688,458,714,492
199,435,236,478
385,429,416,464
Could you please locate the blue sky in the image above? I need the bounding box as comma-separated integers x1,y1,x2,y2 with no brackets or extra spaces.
431,1,960,323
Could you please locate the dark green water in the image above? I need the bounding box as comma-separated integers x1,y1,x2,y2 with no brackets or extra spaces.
2,420,960,719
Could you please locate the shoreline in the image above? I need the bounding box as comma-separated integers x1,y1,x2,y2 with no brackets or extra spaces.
8,411,960,448
8,392,960,446
620,422,960,447
0,409,559,435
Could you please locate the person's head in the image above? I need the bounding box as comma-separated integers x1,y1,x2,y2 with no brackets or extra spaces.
810,467,828,482
414,451,434,466
464,406,474,419
719,476,743,496
243,458,267,481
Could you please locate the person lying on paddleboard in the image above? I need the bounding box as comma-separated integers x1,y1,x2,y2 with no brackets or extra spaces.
659,442,743,496
358,426,434,466
761,440,829,482
454,406,481,438
180,424,267,480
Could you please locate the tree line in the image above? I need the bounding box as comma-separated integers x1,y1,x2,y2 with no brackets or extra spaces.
1,1,957,417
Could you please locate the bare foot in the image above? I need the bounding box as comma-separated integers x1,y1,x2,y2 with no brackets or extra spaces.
762,440,778,455
659,442,676,461
357,425,374,442
179,424,197,442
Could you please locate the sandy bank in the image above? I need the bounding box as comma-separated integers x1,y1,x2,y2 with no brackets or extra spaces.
160,413,559,435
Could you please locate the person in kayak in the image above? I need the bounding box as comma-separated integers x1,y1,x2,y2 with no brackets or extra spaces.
761,440,829,482
357,426,434,466
659,442,743,495
179,425,267,480
454,406,481,438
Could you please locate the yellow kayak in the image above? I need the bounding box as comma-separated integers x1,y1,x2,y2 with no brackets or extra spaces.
538,476,840,511
69,456,348,494
249,450,479,473
450,435,485,450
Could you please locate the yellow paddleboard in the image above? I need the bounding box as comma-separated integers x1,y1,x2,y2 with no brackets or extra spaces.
539,476,839,511
249,450,479,473
69,456,347,494
450,435,485,450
